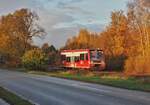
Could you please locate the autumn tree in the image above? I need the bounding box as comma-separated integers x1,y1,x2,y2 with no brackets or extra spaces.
10,8,45,54
0,8,45,66
64,29,99,49
96,11,128,70
124,0,150,75
42,43,56,54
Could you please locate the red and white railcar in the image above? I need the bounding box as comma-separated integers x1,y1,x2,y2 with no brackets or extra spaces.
60,49,105,70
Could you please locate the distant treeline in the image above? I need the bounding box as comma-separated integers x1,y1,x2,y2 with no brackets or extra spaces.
62,0,150,75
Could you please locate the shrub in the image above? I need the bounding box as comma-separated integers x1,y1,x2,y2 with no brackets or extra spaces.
125,56,150,75
22,49,48,70
105,55,126,71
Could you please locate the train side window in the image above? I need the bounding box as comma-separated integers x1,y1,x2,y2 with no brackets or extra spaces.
75,56,80,62
85,53,88,60
66,57,71,62
80,54,84,60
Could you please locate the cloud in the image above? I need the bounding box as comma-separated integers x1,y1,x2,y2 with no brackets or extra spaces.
33,21,105,48
31,0,101,48
0,0,33,15
56,0,92,16
57,0,84,7
0,0,128,48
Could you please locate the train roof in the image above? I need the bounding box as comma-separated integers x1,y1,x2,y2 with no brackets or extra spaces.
61,49,103,53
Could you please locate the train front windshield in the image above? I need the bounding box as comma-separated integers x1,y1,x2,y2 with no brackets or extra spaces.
90,50,104,61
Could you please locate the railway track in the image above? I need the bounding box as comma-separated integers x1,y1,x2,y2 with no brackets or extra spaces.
47,65,122,75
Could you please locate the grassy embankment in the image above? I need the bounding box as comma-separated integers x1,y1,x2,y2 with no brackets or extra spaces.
28,70,150,92
0,87,33,105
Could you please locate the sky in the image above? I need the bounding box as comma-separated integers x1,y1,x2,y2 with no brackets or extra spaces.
0,0,129,48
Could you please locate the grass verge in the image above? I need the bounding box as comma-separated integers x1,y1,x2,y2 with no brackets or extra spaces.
28,70,150,92
0,87,33,105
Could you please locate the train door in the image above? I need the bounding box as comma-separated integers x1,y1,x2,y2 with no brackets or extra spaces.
70,56,75,68
79,53,89,69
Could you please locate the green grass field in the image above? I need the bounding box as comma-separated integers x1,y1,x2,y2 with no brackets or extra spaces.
0,87,33,105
